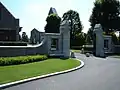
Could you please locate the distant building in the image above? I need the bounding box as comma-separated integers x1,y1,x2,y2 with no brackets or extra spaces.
0,2,22,41
48,7,58,15
30,28,45,44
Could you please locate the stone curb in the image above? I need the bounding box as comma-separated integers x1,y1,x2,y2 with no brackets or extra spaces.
0,59,84,89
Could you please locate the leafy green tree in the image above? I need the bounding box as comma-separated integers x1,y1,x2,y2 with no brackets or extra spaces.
45,14,61,33
89,0,120,34
62,10,83,47
87,28,94,40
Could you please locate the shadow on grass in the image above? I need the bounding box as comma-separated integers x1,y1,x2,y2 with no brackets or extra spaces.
48,56,69,60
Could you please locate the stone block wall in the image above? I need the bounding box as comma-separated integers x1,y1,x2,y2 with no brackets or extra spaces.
0,39,47,57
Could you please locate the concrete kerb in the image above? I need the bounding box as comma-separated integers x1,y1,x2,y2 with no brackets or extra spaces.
0,59,84,89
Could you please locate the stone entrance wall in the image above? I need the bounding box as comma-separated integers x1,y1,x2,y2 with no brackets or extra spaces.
0,20,70,57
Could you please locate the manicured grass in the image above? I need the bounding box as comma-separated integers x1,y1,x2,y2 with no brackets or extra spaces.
71,49,80,53
0,58,80,84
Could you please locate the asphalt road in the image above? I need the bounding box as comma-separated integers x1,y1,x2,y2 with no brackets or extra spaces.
3,53,120,90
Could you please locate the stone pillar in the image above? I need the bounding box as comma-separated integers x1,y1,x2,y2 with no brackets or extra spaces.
94,24,105,57
60,20,70,58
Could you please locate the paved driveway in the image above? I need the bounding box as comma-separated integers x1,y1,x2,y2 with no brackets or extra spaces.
3,53,120,90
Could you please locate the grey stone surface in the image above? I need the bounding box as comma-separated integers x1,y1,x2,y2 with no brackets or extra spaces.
104,35,113,53
93,24,120,54
71,52,75,58
3,53,120,90
0,39,47,57
85,53,90,57
94,24,105,57
60,20,70,57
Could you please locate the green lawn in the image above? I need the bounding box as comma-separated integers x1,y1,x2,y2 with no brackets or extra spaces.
0,58,80,84
71,49,80,53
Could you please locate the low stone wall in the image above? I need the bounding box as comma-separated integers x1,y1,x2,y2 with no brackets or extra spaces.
0,39,48,57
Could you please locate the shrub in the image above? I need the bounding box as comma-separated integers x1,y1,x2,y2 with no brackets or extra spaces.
0,55,48,66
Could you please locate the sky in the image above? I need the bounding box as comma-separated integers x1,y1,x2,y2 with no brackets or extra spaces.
0,0,95,37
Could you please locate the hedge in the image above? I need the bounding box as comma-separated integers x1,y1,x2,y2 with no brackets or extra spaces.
0,55,48,66
0,41,27,46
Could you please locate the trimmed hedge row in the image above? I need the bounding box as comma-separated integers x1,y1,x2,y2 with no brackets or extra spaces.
0,41,27,46
0,55,48,66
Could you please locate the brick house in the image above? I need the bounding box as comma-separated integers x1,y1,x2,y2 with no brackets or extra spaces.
0,2,22,41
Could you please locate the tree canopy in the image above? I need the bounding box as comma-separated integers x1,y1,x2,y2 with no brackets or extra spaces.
89,0,120,34
62,10,83,35
45,14,61,33
62,10,84,47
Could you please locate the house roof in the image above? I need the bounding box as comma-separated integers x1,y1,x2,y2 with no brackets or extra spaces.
31,28,39,32
31,28,45,33
0,2,16,19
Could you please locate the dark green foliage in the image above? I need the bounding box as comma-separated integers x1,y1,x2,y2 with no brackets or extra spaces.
62,10,83,34
45,14,61,33
21,32,29,42
89,0,120,34
71,46,82,50
72,32,86,46
0,55,48,66
109,32,119,44
85,35,93,45
62,10,83,47
118,32,120,43
0,41,27,46
86,28,94,43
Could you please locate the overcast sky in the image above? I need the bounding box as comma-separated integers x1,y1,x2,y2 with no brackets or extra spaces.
1,0,95,37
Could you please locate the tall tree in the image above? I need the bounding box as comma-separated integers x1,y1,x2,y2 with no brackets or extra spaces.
62,10,83,47
86,28,93,44
45,14,61,33
89,0,120,34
